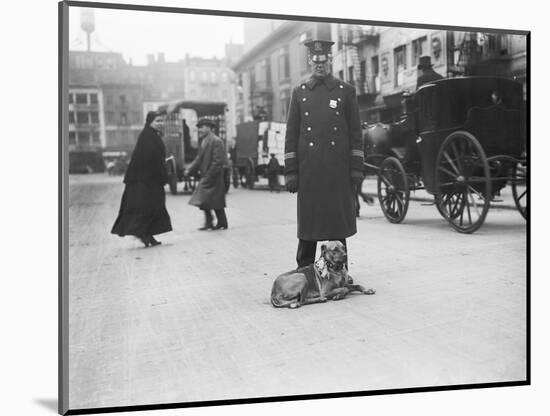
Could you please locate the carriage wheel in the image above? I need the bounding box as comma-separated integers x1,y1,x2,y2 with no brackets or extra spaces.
377,157,410,223
511,162,527,219
435,131,491,233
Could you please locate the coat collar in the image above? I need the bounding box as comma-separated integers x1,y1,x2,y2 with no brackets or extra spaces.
305,74,339,91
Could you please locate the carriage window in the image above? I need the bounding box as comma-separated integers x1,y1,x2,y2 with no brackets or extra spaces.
75,93,87,104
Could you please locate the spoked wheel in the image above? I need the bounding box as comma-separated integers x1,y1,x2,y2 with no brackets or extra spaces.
511,161,527,219
435,131,491,233
377,156,410,223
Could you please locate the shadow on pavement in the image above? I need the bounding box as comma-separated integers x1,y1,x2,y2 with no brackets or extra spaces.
34,398,57,413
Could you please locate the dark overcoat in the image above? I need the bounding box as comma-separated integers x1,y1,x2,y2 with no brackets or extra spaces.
188,132,227,210
111,125,172,237
416,68,443,90
284,75,364,241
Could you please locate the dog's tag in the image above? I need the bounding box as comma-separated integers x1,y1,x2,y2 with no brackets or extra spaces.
329,99,337,109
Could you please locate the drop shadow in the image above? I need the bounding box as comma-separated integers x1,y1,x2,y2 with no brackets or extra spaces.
34,398,58,413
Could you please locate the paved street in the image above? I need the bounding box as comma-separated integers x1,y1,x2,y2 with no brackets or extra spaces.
67,174,527,411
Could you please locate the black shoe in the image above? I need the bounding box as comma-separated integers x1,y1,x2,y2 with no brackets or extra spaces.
150,236,162,246
212,223,228,230
139,235,151,247
198,224,213,231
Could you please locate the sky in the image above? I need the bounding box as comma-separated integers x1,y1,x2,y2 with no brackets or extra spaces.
68,6,246,65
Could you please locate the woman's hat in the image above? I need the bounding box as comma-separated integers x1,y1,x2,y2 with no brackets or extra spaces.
417,56,434,69
196,118,217,128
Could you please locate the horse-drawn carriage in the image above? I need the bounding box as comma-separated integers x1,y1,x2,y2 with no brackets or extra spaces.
158,100,229,195
363,76,527,233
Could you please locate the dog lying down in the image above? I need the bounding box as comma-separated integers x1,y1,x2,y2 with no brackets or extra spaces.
271,241,375,309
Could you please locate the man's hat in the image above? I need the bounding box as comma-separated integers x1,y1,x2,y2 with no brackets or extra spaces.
304,39,334,63
196,118,216,129
417,56,434,69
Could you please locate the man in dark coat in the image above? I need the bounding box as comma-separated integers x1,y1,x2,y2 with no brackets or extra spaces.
416,55,443,90
185,118,228,230
267,153,281,192
284,39,364,269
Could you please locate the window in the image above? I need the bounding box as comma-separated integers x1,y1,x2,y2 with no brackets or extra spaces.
76,112,89,124
106,95,113,105
371,56,380,93
338,70,344,80
221,71,228,83
75,93,87,104
202,71,208,82
132,111,141,124
211,71,217,82
348,66,354,83
90,112,99,124
120,113,128,125
394,45,407,86
360,60,366,84
278,46,290,81
190,70,196,82
280,89,290,121
299,31,313,72
92,131,100,144
90,93,98,104
68,93,73,104
69,132,76,144
79,131,90,144
412,36,428,67
119,95,126,105
68,111,75,124
106,112,115,124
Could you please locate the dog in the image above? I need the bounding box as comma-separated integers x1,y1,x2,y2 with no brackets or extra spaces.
270,241,375,309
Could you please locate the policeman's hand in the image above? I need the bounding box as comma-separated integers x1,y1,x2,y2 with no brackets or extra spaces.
351,170,365,185
285,174,298,193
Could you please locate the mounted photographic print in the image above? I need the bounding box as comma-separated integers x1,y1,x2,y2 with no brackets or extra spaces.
59,1,529,414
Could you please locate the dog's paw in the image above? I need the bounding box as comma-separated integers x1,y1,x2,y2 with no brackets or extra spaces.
363,288,376,295
289,302,301,309
319,297,327,303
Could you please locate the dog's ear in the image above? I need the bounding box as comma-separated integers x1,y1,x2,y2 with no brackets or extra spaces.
320,244,327,256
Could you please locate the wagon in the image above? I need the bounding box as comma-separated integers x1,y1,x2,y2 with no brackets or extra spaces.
158,100,229,195
363,76,527,233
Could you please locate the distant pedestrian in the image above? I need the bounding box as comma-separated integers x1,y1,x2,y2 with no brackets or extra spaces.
185,118,229,230
416,56,443,90
267,153,281,192
284,39,364,271
111,111,172,247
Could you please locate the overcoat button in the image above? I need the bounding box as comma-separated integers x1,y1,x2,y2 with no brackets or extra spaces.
339,85,344,89
337,98,342,101
307,127,311,131
309,142,314,147
333,127,338,131
304,111,309,116
302,97,307,102
335,111,340,115
301,85,306,89
331,141,335,145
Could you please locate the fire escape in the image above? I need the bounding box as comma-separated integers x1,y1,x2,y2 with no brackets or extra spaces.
341,25,379,96
448,32,512,77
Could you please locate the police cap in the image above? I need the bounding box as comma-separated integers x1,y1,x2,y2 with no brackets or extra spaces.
304,39,335,63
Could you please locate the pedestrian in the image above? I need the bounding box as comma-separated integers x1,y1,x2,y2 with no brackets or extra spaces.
416,55,443,90
284,39,364,273
267,153,281,192
185,118,229,230
111,111,172,247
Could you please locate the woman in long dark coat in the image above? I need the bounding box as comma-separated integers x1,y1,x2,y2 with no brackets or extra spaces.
111,111,172,247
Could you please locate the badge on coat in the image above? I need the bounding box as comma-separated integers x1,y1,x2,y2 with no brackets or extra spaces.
329,99,338,108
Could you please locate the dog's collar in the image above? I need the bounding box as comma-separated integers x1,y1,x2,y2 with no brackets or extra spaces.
314,258,329,279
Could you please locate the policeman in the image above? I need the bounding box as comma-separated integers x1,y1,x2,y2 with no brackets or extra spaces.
284,39,364,270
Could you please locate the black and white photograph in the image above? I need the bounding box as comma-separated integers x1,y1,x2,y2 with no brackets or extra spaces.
58,1,530,413
6,0,549,415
